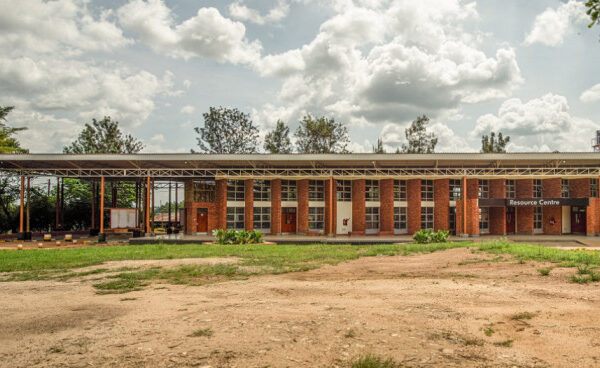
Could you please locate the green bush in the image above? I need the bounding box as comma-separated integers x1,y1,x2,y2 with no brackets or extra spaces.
431,230,449,243
212,229,264,245
413,229,449,244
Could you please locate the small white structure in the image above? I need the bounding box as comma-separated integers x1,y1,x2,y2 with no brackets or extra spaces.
110,208,138,229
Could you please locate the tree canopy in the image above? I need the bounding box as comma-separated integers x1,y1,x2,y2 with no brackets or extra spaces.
401,115,437,154
372,137,385,153
481,131,510,153
0,106,28,154
264,120,292,153
194,106,259,153
294,115,350,153
64,116,143,154
586,0,600,29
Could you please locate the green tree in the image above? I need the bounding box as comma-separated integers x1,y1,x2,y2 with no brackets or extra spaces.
481,131,510,153
0,106,28,154
372,137,385,153
263,120,292,153
401,115,437,153
64,116,143,154
586,0,600,29
194,107,259,153
294,115,350,153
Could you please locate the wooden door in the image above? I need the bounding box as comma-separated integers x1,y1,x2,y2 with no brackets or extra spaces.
506,207,515,234
571,207,586,234
281,207,296,233
196,208,208,232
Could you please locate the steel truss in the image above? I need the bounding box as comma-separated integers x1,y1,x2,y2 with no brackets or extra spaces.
1,166,600,179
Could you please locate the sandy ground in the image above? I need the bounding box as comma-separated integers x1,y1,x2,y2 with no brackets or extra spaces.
1,248,600,368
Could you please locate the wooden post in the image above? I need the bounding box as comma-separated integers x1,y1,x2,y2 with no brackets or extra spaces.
100,176,105,234
168,181,172,223
19,176,24,234
55,177,60,229
91,180,96,229
145,176,150,233
26,177,30,233
175,182,178,223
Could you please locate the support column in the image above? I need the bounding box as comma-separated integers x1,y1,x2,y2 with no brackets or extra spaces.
543,178,562,235
216,179,227,230
26,177,30,235
151,179,155,231
407,179,421,234
433,179,449,231
466,179,479,236
325,177,336,236
55,177,60,230
18,176,24,239
271,179,282,235
91,180,96,231
175,182,179,223
297,179,309,234
168,181,172,225
351,179,366,235
516,179,533,234
245,179,254,231
489,179,506,235
99,176,105,242
145,176,151,233
60,177,64,228
379,179,394,235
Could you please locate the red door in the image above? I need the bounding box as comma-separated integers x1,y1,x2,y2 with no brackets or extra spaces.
506,207,515,234
281,207,296,233
196,208,208,232
571,207,586,234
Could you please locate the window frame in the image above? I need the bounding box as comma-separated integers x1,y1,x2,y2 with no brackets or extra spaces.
533,179,542,199
309,180,325,201
226,207,245,230
561,179,570,198
449,179,462,201
281,180,297,201
253,206,271,231
478,179,489,199
337,180,352,201
253,180,271,202
421,180,434,201
534,206,543,230
479,207,489,232
394,207,407,232
394,180,407,201
591,178,599,198
308,207,325,231
192,180,216,202
365,180,380,202
226,180,245,201
506,179,516,199
420,207,434,230
366,207,380,230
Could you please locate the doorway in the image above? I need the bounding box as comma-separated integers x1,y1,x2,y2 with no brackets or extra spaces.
449,207,456,235
506,207,515,234
196,208,208,233
571,207,586,234
281,207,297,233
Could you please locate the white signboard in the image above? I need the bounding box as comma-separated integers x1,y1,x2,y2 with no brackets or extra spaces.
110,208,137,229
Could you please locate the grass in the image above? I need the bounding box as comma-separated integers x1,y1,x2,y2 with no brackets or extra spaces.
511,312,534,320
537,268,552,276
350,354,401,368
344,328,357,338
188,328,213,337
484,327,494,337
495,339,514,347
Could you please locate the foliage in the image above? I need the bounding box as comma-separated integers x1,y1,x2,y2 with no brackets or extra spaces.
481,131,510,153
350,353,401,368
63,116,143,154
372,137,385,153
537,268,552,276
194,106,259,153
586,0,600,29
212,229,263,245
413,229,449,244
401,115,437,153
263,120,292,153
294,114,350,153
0,106,28,154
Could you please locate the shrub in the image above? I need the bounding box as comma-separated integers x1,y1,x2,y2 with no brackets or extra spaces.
537,268,552,276
413,229,449,244
431,230,450,243
212,229,264,245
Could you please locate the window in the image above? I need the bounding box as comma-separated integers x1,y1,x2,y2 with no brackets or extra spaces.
253,207,271,231
394,180,407,201
421,180,434,201
449,179,462,200
366,207,380,230
337,180,352,201
421,207,434,230
253,180,271,201
533,179,542,198
534,207,542,230
591,179,599,198
365,180,379,201
308,207,325,230
226,207,244,230
394,207,407,231
309,180,325,201
227,180,245,201
479,207,489,232
478,179,489,199
193,180,216,202
506,179,515,199
281,180,297,201
561,179,570,198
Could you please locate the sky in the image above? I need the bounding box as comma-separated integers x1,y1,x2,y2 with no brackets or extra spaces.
1,0,600,154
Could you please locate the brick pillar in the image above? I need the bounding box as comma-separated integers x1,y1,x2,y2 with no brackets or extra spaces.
244,179,254,231
466,179,479,236
271,179,281,235
489,179,506,235
351,179,366,235
407,179,421,234
325,178,336,235
183,180,193,233
543,178,562,235
216,179,227,230
516,179,533,234
378,179,394,235
297,179,309,234
433,179,449,231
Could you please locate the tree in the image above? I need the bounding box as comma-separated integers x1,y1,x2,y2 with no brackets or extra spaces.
64,116,143,154
294,115,350,153
372,137,385,153
586,0,600,29
194,107,259,153
481,131,510,153
264,120,292,153
0,106,28,154
401,115,437,153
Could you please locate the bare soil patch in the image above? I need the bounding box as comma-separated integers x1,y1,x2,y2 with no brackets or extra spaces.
1,247,600,367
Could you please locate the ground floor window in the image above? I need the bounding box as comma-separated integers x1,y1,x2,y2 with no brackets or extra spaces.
534,207,542,230
308,207,325,230
421,207,434,230
479,207,489,233
394,207,407,232
226,207,244,230
366,207,380,230
253,207,271,231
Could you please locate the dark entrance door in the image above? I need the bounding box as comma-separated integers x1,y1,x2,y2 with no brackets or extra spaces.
571,207,586,234
506,207,515,234
281,207,297,233
449,207,456,235
196,208,208,232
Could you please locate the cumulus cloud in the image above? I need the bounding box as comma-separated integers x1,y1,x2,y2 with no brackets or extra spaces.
378,120,471,153
474,94,597,152
524,0,588,47
118,0,261,64
180,105,195,114
229,0,290,25
580,83,600,102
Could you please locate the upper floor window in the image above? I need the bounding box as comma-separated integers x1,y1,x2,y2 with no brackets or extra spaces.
449,179,462,200
253,180,271,201
193,180,216,202
421,180,434,201
394,180,407,201
281,180,297,201
309,180,325,201
365,180,379,201
533,179,542,198
478,179,489,199
227,180,245,201
561,179,570,198
506,179,515,199
591,179,599,198
337,180,352,201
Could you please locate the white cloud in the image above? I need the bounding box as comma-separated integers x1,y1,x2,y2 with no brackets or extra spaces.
580,83,600,102
379,120,471,153
118,0,262,64
474,94,597,152
9,110,80,153
183,79,192,89
150,134,165,142
180,105,195,114
524,0,588,47
229,0,290,25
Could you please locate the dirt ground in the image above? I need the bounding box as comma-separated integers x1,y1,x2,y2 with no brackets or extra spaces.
1,248,600,368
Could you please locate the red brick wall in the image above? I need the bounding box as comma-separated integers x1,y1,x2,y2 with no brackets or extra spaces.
455,199,464,235
184,202,218,233
270,179,281,234
325,178,336,235
407,179,421,234
244,179,254,231
433,179,449,231
489,179,505,198
216,179,227,230
465,179,479,235
516,179,533,234
489,179,505,235
297,179,309,234
543,178,562,235
571,178,590,198
379,179,394,234
351,179,366,235
587,197,599,235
